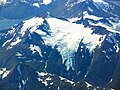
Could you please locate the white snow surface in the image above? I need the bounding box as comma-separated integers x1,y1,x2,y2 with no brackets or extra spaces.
34,30,47,35
43,0,52,5
83,11,103,21
2,28,16,47
93,0,109,5
0,68,10,79
17,65,22,75
85,81,92,88
10,37,22,46
15,52,22,57
93,0,104,3
6,17,105,71
0,0,7,4
4,17,44,50
68,17,81,23
37,72,48,76
88,7,93,12
4,17,107,71
59,76,74,84
21,17,44,36
32,3,40,8
37,72,50,86
29,44,42,57
90,22,120,34
41,18,105,70
37,71,74,85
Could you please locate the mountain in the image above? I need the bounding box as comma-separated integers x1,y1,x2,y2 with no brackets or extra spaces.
0,0,120,19
0,0,120,90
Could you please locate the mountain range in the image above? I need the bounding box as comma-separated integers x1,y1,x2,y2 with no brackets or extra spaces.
0,0,120,90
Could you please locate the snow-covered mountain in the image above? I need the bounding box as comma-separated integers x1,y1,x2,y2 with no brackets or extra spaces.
0,0,120,90
0,0,120,19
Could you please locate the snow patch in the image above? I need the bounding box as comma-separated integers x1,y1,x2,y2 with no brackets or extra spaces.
110,79,113,82
85,81,92,88
33,3,40,8
93,0,108,5
2,28,16,47
17,65,22,75
37,72,49,86
89,20,120,34
29,44,42,57
59,76,74,84
34,30,47,35
10,37,22,46
21,17,44,36
88,7,93,12
83,11,102,21
37,72,48,76
114,43,119,53
46,77,52,81
43,0,52,5
68,17,81,23
15,52,22,57
0,68,10,79
41,18,104,71
0,0,7,4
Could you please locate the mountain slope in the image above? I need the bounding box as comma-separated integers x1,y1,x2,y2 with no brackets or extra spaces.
0,0,120,19
0,0,120,90
0,14,120,89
